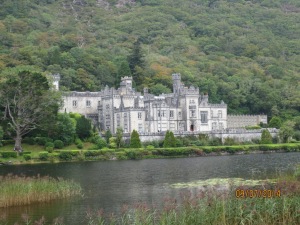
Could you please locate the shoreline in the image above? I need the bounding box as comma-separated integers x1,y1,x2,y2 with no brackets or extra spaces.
1,143,299,166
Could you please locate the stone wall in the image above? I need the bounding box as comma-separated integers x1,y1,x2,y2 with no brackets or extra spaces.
227,115,267,128
123,128,278,143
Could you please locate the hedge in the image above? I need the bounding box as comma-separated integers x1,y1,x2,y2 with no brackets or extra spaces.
0,151,18,158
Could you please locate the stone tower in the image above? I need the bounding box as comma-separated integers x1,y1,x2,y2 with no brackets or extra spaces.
52,74,60,91
172,73,181,95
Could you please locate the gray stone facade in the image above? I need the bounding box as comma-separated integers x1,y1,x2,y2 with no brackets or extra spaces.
227,115,267,128
60,73,228,134
58,73,270,138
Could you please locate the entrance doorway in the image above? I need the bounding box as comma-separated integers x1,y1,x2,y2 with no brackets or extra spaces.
190,124,194,131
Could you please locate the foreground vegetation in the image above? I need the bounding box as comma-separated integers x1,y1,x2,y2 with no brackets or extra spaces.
0,175,82,207
2,167,300,225
0,143,300,165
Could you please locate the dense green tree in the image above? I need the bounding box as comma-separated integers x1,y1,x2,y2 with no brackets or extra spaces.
105,129,112,144
0,126,3,146
0,70,61,151
260,129,273,144
279,121,295,143
76,115,92,139
0,0,299,121
150,83,171,95
95,137,107,149
115,127,124,148
52,113,76,145
128,40,145,87
130,130,142,148
269,117,282,129
163,130,176,147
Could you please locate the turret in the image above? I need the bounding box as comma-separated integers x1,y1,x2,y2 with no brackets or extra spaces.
172,73,181,94
52,74,60,91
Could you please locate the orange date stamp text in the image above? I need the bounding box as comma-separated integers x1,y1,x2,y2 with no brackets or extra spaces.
235,189,281,198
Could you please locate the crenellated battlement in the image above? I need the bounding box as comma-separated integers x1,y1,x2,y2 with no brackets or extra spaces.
64,91,102,97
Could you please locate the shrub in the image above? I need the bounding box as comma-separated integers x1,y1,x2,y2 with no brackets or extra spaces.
126,150,142,160
84,151,102,157
54,140,64,149
203,148,212,154
116,152,127,160
77,142,83,149
224,138,237,146
75,138,82,145
1,151,18,158
46,146,54,153
59,152,73,161
1,140,15,145
23,137,35,145
208,138,222,146
130,130,142,148
96,138,107,149
45,142,54,148
76,115,92,139
260,129,273,144
39,152,49,161
163,131,176,147
36,137,52,146
146,145,155,149
23,155,31,161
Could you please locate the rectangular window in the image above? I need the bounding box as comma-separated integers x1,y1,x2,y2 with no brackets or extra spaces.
86,100,91,107
218,110,222,118
179,122,184,131
72,100,77,107
190,110,196,118
170,123,175,130
212,122,217,130
117,114,120,127
219,122,223,130
201,111,208,123
138,112,142,119
178,112,182,118
138,123,143,132
170,110,174,118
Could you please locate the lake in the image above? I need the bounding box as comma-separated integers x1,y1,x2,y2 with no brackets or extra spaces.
1,152,300,224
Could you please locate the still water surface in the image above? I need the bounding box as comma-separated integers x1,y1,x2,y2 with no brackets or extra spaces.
1,152,300,224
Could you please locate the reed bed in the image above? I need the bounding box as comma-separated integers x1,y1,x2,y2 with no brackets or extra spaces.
84,172,300,225
0,174,82,207
84,190,300,225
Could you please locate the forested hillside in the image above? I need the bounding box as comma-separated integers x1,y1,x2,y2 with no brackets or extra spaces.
0,0,299,118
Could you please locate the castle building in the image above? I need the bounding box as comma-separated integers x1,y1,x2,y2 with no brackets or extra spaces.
60,73,228,134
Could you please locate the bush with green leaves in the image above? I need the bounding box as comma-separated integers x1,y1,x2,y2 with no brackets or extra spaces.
1,152,17,158
163,131,176,148
36,137,52,146
77,142,83,149
23,154,31,161
23,137,35,145
76,115,92,139
54,140,64,149
130,130,142,148
260,129,273,144
59,152,73,161
95,137,107,149
39,152,49,161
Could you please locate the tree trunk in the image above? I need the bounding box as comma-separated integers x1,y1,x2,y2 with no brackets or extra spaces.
14,128,22,152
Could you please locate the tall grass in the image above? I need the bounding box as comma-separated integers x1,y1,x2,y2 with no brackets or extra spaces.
84,168,300,225
0,174,82,207
84,191,300,225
